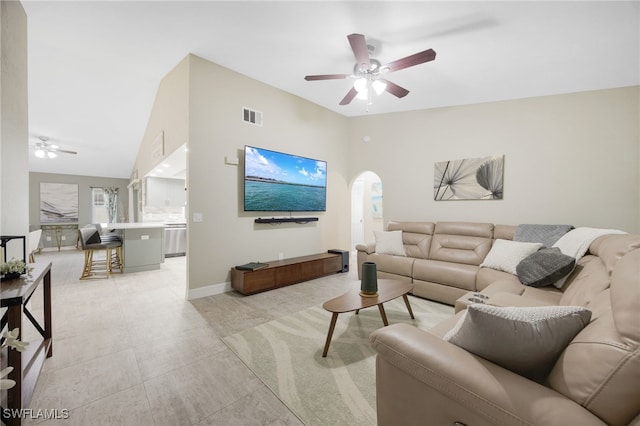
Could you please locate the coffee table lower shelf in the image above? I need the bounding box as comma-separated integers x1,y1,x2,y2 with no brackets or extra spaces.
321,280,414,357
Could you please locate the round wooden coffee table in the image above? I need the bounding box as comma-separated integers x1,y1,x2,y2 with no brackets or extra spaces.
321,279,415,357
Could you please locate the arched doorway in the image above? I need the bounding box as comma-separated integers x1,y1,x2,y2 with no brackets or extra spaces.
351,171,384,257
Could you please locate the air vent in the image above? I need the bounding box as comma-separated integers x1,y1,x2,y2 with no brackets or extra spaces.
242,107,263,127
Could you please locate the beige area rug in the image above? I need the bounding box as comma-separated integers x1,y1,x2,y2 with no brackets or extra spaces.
222,295,453,426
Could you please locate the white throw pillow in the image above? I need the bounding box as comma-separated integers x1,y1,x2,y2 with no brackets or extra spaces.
480,239,542,275
444,304,591,380
374,230,406,256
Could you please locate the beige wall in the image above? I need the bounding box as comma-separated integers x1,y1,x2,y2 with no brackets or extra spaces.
29,172,129,228
348,86,640,232
132,56,190,180
186,55,350,294
0,1,29,259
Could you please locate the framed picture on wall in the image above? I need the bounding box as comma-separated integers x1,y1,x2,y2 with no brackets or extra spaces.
434,154,504,201
40,182,79,223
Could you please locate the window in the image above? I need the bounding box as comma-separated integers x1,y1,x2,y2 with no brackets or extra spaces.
91,188,117,223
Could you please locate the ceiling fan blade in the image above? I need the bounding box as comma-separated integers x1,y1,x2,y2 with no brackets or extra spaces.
347,33,370,71
55,149,77,155
379,79,410,98
304,74,350,81
339,87,358,105
382,48,436,73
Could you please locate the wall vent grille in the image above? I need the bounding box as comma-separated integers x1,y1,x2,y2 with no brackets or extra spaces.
242,107,263,127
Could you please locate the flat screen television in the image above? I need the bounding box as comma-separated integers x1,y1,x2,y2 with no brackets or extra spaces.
244,145,327,212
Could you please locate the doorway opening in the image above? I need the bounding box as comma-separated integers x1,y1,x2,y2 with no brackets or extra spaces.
351,171,384,258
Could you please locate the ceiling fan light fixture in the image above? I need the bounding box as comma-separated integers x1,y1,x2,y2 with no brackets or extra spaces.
35,149,45,158
47,151,57,159
356,88,369,100
372,79,387,95
354,77,368,93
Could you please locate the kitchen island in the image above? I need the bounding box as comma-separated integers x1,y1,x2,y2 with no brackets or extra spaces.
105,223,165,273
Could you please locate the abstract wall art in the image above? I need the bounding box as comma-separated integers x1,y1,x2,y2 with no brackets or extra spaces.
434,154,504,201
40,182,79,222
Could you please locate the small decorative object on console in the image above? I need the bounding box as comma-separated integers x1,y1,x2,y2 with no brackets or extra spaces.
360,262,378,297
0,258,31,281
235,262,269,271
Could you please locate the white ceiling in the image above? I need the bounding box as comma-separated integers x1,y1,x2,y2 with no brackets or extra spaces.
22,1,640,179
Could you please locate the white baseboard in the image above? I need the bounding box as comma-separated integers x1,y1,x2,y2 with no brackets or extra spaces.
187,281,232,300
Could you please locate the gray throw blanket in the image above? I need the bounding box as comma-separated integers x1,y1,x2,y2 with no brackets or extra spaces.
514,224,574,248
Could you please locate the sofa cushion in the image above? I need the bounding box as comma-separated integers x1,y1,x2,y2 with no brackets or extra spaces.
493,224,516,240
588,233,640,275
430,222,494,266
374,230,406,256
434,221,494,238
387,221,434,259
516,247,575,288
444,304,591,381
480,239,542,275
475,267,520,291
548,249,640,426
558,255,610,307
413,259,477,291
367,253,414,278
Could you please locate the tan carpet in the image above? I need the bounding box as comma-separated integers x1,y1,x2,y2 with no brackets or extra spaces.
223,295,453,426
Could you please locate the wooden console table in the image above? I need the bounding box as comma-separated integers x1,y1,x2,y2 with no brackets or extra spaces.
40,224,78,251
1,262,53,426
231,253,343,295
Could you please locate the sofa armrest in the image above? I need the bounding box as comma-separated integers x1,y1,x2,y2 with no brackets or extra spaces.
355,242,376,254
370,323,605,426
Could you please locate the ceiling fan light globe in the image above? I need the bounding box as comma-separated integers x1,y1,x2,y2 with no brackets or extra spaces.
356,89,369,100
47,151,57,159
372,80,387,95
35,149,45,158
354,77,368,93
50,144,59,149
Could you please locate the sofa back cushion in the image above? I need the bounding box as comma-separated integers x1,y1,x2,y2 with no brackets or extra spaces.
493,224,515,240
547,249,640,425
560,234,640,307
387,221,434,259
588,234,640,276
429,222,493,266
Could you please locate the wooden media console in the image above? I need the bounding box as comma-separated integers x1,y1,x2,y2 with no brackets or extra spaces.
231,252,343,295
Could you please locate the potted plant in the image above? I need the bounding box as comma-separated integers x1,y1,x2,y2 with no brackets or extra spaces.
0,328,29,390
0,258,31,281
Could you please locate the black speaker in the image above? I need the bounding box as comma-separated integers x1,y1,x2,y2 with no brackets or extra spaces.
328,249,349,273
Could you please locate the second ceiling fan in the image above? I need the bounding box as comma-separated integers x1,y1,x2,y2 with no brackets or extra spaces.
304,33,436,106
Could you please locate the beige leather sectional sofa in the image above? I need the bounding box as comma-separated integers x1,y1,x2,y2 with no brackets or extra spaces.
357,221,640,425
356,221,519,305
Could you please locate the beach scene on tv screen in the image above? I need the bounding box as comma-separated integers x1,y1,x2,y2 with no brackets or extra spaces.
245,146,327,211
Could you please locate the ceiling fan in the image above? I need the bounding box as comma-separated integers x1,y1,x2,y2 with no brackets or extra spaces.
33,136,77,158
304,33,436,106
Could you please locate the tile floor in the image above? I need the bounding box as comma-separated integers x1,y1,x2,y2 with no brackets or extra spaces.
18,248,363,425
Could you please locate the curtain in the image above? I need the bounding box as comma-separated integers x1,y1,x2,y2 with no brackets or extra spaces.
103,187,119,223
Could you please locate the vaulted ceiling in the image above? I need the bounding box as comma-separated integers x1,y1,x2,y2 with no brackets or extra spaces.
22,1,640,179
